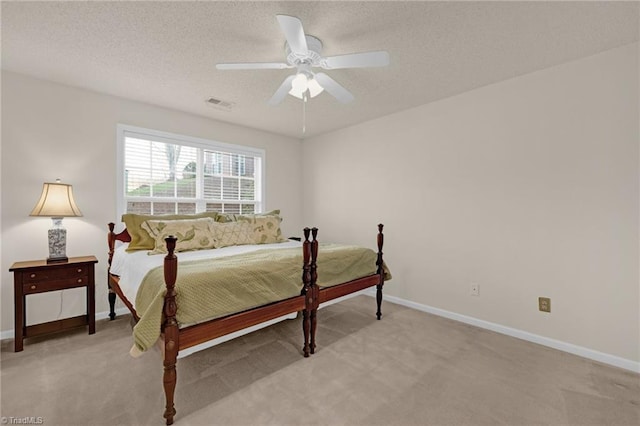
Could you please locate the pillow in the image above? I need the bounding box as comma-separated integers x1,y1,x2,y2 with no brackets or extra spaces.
141,217,216,254
235,215,286,244
215,209,281,223
210,221,254,248
122,212,218,252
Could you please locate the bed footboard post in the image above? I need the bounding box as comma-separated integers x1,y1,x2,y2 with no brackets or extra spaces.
301,228,312,358
162,236,179,425
310,227,319,354
107,223,117,320
376,224,385,320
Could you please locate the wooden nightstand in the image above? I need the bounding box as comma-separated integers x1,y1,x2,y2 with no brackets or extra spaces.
10,256,98,352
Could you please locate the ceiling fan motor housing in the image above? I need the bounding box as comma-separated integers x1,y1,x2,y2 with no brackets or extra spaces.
286,35,323,66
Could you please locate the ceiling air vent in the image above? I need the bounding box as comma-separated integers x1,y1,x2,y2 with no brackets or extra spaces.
205,97,234,112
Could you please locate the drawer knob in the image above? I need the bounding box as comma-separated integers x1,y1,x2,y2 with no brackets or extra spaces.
77,278,83,283
30,285,36,290
77,268,83,273
30,273,36,278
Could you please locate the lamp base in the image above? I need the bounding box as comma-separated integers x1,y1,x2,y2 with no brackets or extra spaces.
48,218,68,262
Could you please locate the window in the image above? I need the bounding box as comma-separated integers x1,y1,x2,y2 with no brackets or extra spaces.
117,125,264,217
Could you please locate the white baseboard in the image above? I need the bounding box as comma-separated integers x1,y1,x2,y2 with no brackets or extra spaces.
368,290,639,373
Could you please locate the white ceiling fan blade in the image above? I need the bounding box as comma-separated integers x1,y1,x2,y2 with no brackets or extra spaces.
268,75,296,105
322,51,390,69
314,73,354,104
216,62,292,70
276,15,308,55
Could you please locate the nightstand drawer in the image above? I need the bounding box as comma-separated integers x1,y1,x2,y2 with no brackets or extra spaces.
23,276,88,294
23,266,88,283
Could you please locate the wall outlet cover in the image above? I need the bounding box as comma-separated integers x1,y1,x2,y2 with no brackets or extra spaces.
539,297,551,313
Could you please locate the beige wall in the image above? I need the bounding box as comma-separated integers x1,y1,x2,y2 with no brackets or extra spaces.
0,71,303,332
303,43,639,362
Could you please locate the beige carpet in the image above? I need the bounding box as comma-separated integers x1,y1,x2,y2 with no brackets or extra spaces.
1,296,638,425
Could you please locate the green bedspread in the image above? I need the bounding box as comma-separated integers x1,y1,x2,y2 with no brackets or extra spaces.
132,244,390,353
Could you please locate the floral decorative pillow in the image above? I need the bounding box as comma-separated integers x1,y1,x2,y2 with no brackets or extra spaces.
235,215,286,244
141,217,216,254
122,212,218,252
210,221,254,248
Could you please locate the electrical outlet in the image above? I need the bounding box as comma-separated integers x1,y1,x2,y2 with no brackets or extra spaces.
538,297,551,313
470,283,480,296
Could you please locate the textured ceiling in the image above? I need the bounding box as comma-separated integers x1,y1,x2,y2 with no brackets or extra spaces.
2,1,638,139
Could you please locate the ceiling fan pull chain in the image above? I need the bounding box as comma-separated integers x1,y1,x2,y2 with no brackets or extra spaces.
302,92,308,133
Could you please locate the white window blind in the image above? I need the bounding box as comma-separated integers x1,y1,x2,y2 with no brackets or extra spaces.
117,125,264,216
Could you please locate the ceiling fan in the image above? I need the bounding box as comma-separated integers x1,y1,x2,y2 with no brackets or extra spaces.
216,15,390,105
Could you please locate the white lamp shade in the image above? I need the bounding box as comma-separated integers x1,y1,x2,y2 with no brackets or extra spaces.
30,182,83,218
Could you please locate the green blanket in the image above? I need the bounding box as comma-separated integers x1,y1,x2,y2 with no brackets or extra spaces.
133,244,390,353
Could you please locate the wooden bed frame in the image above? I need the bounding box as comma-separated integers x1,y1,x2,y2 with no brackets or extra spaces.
107,223,386,425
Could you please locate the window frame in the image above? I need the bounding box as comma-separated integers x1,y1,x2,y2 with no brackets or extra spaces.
116,124,266,218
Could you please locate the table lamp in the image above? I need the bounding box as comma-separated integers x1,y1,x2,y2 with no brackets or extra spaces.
30,179,83,263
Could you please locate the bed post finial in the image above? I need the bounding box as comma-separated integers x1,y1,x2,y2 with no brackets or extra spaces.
376,224,384,272
310,228,319,285
107,223,116,264
376,224,385,320
163,236,179,425
301,228,311,357
302,228,311,291
166,236,177,256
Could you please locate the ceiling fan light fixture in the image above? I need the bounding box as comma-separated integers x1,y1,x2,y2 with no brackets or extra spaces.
289,72,324,99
